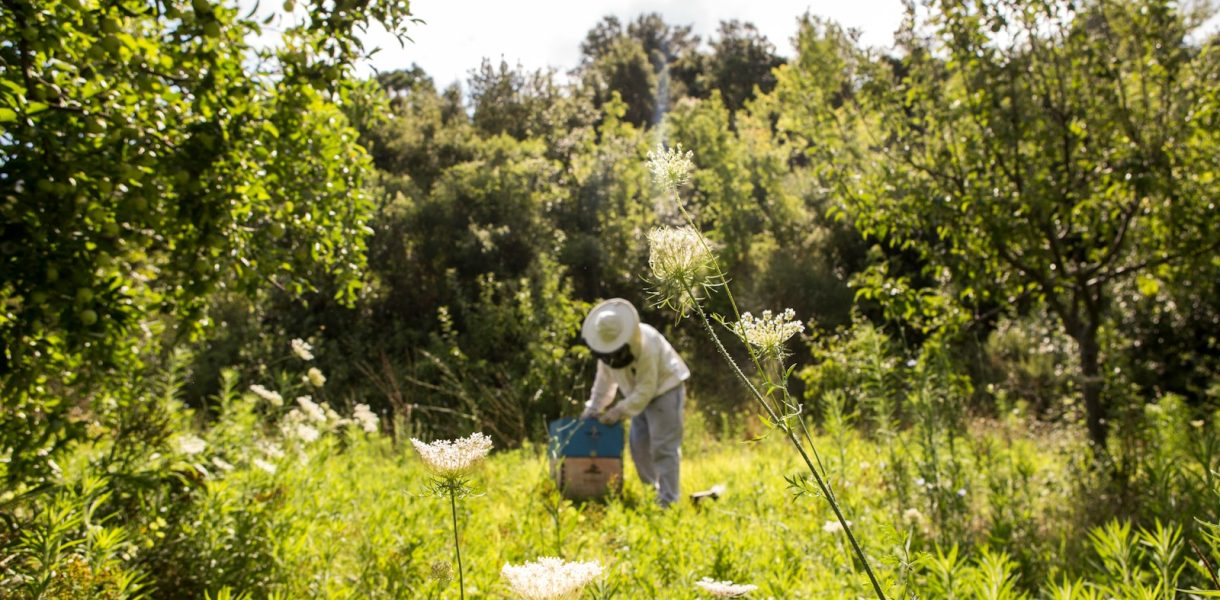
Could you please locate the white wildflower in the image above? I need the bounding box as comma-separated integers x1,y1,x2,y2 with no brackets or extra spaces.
647,226,717,314
1191,419,1205,428
731,309,805,359
646,143,695,193
291,338,314,361
411,432,493,478
253,458,277,474
501,556,602,600
902,508,924,525
259,441,285,459
295,423,320,443
249,384,283,407
695,577,758,598
175,434,206,455
352,403,379,434
822,519,851,534
296,396,327,423
281,409,321,443
211,456,234,472
305,367,326,388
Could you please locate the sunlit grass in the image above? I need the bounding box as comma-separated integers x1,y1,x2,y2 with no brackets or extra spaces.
221,415,1095,598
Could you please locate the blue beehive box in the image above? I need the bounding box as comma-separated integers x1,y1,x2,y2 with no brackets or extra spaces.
547,418,624,459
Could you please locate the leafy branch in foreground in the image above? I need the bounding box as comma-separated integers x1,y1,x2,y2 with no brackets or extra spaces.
644,144,888,598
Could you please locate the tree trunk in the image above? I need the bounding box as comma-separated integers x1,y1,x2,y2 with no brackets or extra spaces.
1078,319,1107,450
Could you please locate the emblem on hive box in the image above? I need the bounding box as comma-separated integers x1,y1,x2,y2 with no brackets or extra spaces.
584,462,602,474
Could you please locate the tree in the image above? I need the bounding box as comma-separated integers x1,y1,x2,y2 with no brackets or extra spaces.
841,0,1219,449
580,13,700,71
0,0,415,484
578,13,703,127
702,20,785,113
583,36,658,128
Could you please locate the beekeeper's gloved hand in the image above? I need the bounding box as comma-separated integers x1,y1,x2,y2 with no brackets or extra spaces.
579,405,599,420
598,404,626,425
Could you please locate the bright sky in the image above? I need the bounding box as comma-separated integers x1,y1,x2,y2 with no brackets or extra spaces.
356,0,908,89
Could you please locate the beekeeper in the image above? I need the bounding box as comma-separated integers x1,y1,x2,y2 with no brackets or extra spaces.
580,298,690,507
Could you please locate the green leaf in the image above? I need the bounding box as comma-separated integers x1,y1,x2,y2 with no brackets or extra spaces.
1136,275,1160,297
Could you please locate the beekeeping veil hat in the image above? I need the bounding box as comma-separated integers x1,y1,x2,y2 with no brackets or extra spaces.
582,298,639,353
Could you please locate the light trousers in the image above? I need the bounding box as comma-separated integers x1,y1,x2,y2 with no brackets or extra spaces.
628,384,685,507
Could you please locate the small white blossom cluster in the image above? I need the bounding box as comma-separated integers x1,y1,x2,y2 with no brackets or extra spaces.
501,557,602,600
647,226,717,314
732,309,805,360
411,432,493,479
249,384,284,406
252,458,277,474
352,403,379,434
175,434,207,455
902,508,924,525
646,143,695,193
281,395,353,442
822,519,852,534
296,395,328,423
304,367,326,388
694,577,758,598
258,440,285,459
281,408,321,443
176,431,285,477
291,338,314,361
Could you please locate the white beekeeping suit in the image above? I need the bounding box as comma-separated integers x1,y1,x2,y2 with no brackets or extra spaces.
580,298,689,507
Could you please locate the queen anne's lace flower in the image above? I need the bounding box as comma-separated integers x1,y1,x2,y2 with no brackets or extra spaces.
411,432,493,478
647,226,717,314
295,424,320,443
249,384,284,406
259,441,285,459
306,367,326,388
296,396,327,423
501,557,602,600
695,577,758,598
731,309,805,359
291,338,314,361
352,403,379,433
253,458,277,474
646,143,695,193
281,409,321,442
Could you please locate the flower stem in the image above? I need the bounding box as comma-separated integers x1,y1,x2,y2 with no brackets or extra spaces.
690,295,887,600
664,181,885,598
449,485,465,600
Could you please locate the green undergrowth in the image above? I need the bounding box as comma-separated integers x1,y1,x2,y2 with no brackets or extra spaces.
6,374,1217,599
131,416,1217,597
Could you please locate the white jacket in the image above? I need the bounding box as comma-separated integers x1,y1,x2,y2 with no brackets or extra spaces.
585,323,690,418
